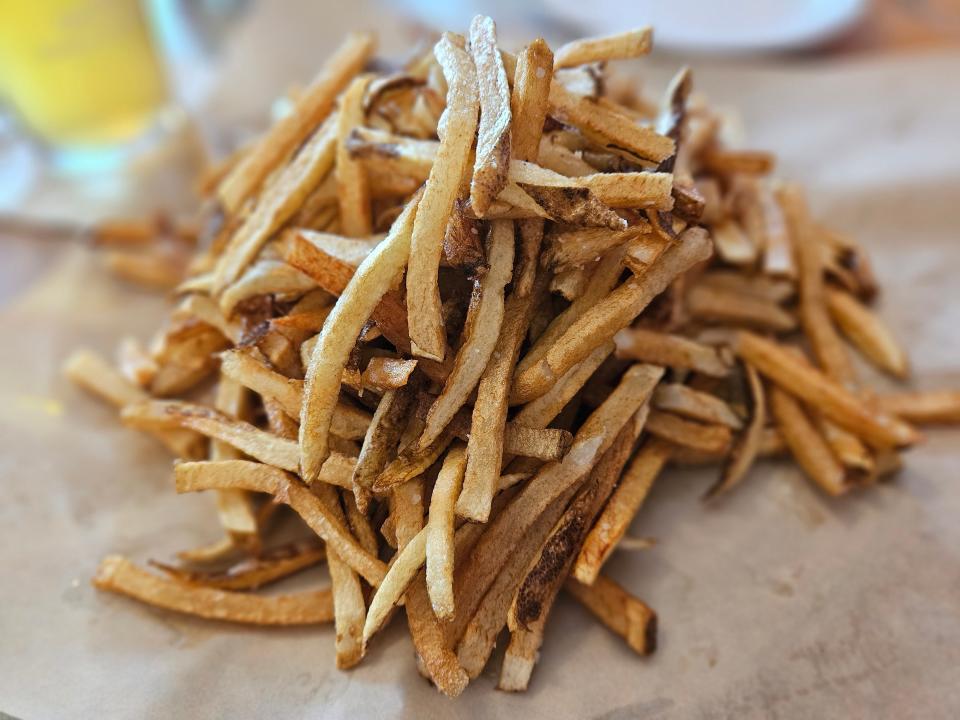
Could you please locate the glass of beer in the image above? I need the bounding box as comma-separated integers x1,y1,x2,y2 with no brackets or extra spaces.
0,0,169,170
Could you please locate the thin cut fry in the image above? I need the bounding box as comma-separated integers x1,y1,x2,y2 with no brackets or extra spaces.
877,390,960,425
94,555,334,625
300,192,422,480
735,331,919,449
553,27,653,69
827,287,909,379
407,34,480,361
652,383,743,429
566,575,656,654
614,327,731,377
336,75,375,237
218,32,374,213
426,444,467,618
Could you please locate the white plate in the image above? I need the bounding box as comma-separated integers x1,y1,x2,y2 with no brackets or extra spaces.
540,0,868,54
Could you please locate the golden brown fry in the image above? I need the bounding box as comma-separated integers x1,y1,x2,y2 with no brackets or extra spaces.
220,259,317,316
553,26,652,69
218,32,374,213
210,377,258,543
548,81,674,164
544,224,647,272
175,461,386,585
407,34,480,361
94,555,334,625
827,287,909,379
613,327,731,377
104,249,184,290
352,386,415,506
364,527,428,644
300,192,422,480
645,411,733,455
877,390,960,425
736,331,919,449
699,269,794,304
117,336,158,388
213,114,339,293
336,75,375,237
373,426,455,494
711,218,757,266
769,386,847,496
151,540,325,591
509,160,674,210
686,283,797,332
565,575,656,654
701,148,774,176
512,227,712,404
704,362,766,499
469,16,512,215
420,220,514,448
573,439,671,584
392,477,426,551
360,357,418,392
426,444,467,618
652,383,743,429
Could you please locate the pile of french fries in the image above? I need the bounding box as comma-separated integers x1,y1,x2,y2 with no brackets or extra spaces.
65,17,960,695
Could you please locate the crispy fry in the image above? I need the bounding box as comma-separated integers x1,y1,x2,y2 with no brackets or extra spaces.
175,461,386,585
553,26,652,69
420,220,514,448
827,287,909,379
566,575,656,654
218,32,374,213
574,439,671,584
300,192,422,479
686,283,796,332
337,75,375,237
652,383,743,429
711,218,757,266
701,148,774,176
220,259,317,316
877,390,960,425
769,386,847,496
509,160,674,210
94,555,334,625
426,444,467,618
210,377,258,543
614,327,731,377
469,16,512,215
735,331,919,449
407,34,480,361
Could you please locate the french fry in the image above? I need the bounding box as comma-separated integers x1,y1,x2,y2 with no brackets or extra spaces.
711,218,757,266
553,26,652,69
509,160,674,210
150,540,325,591
469,16,512,215
336,75,375,237
614,327,731,377
735,331,919,449
218,32,374,213
652,383,743,429
701,148,774,176
574,439,671,584
213,114,339,293
769,386,847,496
300,192,422,480
219,259,317,316
544,224,648,272
407,34,479,361
210,377,258,545
94,555,334,625
175,461,386,585
686,283,797,332
419,220,514,448
826,287,909,379
364,527,428,643
565,575,657,655
877,390,960,425
426,444,467,618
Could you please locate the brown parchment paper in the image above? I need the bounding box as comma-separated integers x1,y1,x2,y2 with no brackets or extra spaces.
1,24,959,720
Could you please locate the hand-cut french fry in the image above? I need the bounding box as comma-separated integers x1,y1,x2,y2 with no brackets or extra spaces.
104,248,185,289
218,32,374,213
407,34,479,361
653,383,743,429
314,483,367,669
364,527,428,643
426,444,467,618
175,461,386,585
219,259,317,316
574,438,671,584
566,575,657,654
701,148,774,176
769,386,847,496
544,225,647,272
513,227,712,404
550,265,592,301
645,411,733,455
548,81,674,164
553,26,652,69
877,390,960,425
210,377,258,544
406,574,469,697
117,336,158,388
352,386,414,505
537,135,597,177
687,284,797,332
149,319,229,397
711,218,757,265
336,75,375,237
63,349,207,459
373,425,454,493
360,357,418,392
700,269,794,304
826,287,909,379
736,331,919,449
300,192,422,480
213,115,339,293
704,363,765,499
509,160,674,210
94,555,334,625
614,327,731,377
175,535,238,565
392,477,426,550
419,220,514,448
469,16,511,215
151,540,325,591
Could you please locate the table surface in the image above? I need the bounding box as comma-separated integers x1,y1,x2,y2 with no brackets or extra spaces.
1,4,960,719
